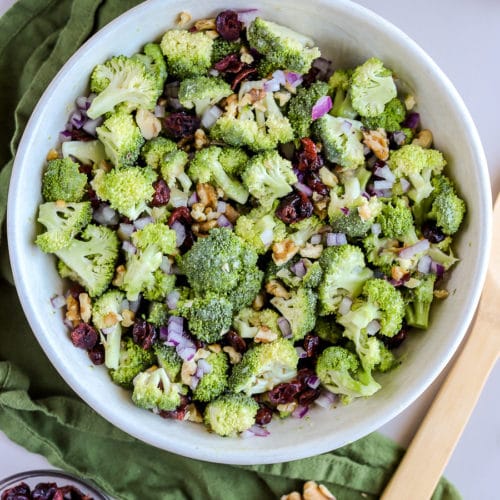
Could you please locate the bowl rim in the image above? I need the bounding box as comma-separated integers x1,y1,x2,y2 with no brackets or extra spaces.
7,0,492,464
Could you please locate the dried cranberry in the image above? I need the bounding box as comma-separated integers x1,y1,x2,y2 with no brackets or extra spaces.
421,220,446,243
298,388,321,406
303,334,320,358
214,53,245,73
86,186,100,209
305,171,329,196
168,206,192,226
1,482,31,500
301,67,321,88
88,343,105,365
380,327,408,349
132,320,157,350
255,404,273,425
267,381,302,405
231,67,258,90
151,179,171,206
78,163,92,176
224,330,247,353
179,227,195,252
295,138,323,172
296,368,317,387
70,323,98,350
275,191,314,224
32,482,58,500
70,128,94,142
215,10,243,41
67,284,86,300
163,112,200,139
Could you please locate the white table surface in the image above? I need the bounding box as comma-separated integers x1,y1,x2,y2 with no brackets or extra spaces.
0,0,499,497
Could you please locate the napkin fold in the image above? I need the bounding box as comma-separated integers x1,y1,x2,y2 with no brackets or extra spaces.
0,1,461,498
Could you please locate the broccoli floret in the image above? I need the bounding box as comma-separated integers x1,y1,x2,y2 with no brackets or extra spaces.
91,166,155,220
375,340,400,373
362,232,399,275
188,146,249,204
313,114,365,169
35,201,93,253
132,42,168,93
160,29,213,79
210,88,294,151
109,337,156,388
178,227,262,303
426,243,459,271
404,273,437,329
318,244,373,316
224,266,265,313
287,215,323,247
427,175,466,235
270,287,317,341
132,366,184,411
286,81,330,138
178,75,232,116
233,307,281,339
62,140,107,167
41,158,87,202
234,204,287,254
192,351,229,402
154,343,182,381
271,258,323,290
316,346,381,402
211,38,242,64
328,69,357,119
91,289,125,369
314,316,343,345
54,224,119,297
377,197,419,245
147,301,169,327
217,147,249,176
247,17,321,74
388,144,447,204
142,269,176,302
131,221,177,255
350,57,397,118
229,337,298,395
87,55,160,119
241,150,297,209
176,294,233,344
204,392,259,437
362,97,406,132
96,111,145,167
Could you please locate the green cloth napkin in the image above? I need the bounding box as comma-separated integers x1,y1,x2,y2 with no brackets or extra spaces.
0,1,461,498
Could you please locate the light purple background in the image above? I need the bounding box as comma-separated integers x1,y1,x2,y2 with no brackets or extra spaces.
0,0,498,498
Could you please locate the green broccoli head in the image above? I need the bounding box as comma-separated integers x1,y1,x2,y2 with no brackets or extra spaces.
133,42,168,93
141,136,178,169
176,294,233,344
211,38,242,64
142,269,176,302
287,215,323,247
229,337,299,395
109,337,156,388
313,114,365,169
404,273,437,329
147,301,169,327
233,307,281,339
87,55,160,119
96,111,145,168
241,150,297,209
204,392,259,437
427,175,466,235
247,17,321,74
350,57,397,118
270,287,317,341
54,224,119,297
41,158,87,202
91,166,156,220
224,266,265,313
131,221,177,255
154,343,182,381
178,75,232,116
328,69,357,119
160,29,213,79
61,140,107,167
217,147,249,176
377,197,419,246
362,97,406,132
362,232,399,275
188,146,249,204
132,366,184,411
286,81,330,138
318,244,373,316
316,346,381,402
192,351,229,402
35,201,93,253
314,316,343,345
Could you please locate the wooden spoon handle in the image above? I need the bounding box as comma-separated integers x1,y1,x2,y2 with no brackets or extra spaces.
381,293,498,500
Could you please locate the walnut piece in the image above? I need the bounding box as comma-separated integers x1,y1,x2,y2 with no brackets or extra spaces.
223,345,243,364
265,280,290,299
196,183,218,209
193,18,216,30
362,128,389,161
135,108,161,140
121,309,135,328
65,295,80,324
78,293,92,323
272,239,299,266
254,326,279,344
177,11,192,26
412,129,433,148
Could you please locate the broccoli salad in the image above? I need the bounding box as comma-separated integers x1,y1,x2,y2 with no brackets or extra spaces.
35,9,466,437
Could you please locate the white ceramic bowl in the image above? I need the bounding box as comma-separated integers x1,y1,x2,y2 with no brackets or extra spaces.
7,0,491,465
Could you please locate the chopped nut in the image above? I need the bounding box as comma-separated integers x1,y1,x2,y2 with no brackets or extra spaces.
357,201,373,221
313,196,329,220
254,326,278,343
265,279,290,299
112,264,126,287
204,29,220,39
199,219,218,232
191,202,208,222
274,91,292,107
78,293,92,323
65,295,80,324
102,311,121,328
412,129,433,148
206,209,221,221
252,292,265,311
194,18,216,30
46,149,59,161
272,239,299,266
97,159,112,173
224,204,239,224
194,348,211,361
177,11,192,26
404,94,416,111
240,51,254,65
299,243,323,259
194,128,209,150
281,493,302,500
196,183,218,209
121,309,135,328
184,403,204,423
55,199,67,208
318,166,338,187
362,128,389,161
208,343,222,353
303,481,336,500
224,93,239,115
181,360,197,385
223,345,243,364
135,108,162,140
391,266,407,281
434,289,449,299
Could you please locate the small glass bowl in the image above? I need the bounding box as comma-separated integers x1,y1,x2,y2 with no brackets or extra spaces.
0,469,109,499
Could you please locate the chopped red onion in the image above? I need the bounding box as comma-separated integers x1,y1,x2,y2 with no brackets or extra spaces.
177,345,196,362
121,240,137,255
399,178,411,193
311,95,332,120
236,8,259,26
326,232,347,246
371,223,382,235
294,182,313,197
338,296,352,316
277,317,292,338
93,204,119,226
417,254,432,274
374,179,394,190
159,326,169,341
306,375,321,390
310,234,322,245
374,164,395,182
196,358,213,379
260,228,274,247
166,290,180,310
187,191,198,207
295,346,307,359
398,239,430,259
244,424,270,437
117,223,135,241
290,259,307,278
264,71,286,92
171,221,186,247
217,200,227,213
69,110,85,129
160,256,172,274
392,130,406,146
101,325,116,335
372,188,393,198
315,390,338,408
189,374,200,390
133,215,154,230
63,318,74,330
217,214,233,228
76,95,92,110
292,404,309,419
154,105,166,118
82,117,102,136
128,296,142,313
285,71,303,88
201,105,223,129
50,294,66,309
120,299,130,311
167,315,184,336
59,130,73,143
430,260,445,277
366,319,381,335
403,112,420,129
